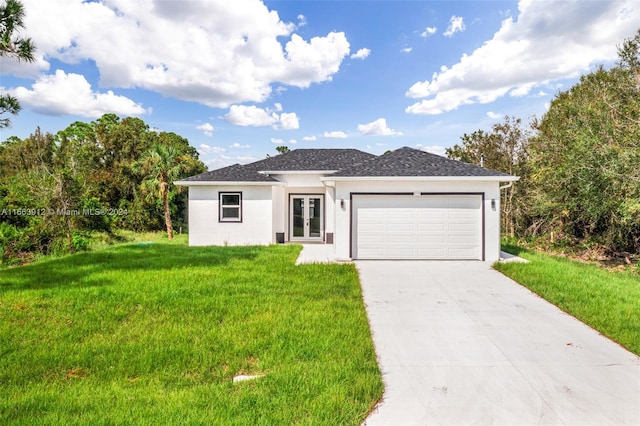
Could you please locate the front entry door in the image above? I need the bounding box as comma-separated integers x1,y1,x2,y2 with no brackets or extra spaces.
290,195,323,241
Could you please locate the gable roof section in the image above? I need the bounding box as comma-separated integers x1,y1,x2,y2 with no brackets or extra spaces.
330,147,514,178
246,149,376,172
177,163,278,183
176,149,376,184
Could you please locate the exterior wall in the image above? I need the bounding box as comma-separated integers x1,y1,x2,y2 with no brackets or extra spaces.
334,180,502,262
272,185,286,238
188,185,273,246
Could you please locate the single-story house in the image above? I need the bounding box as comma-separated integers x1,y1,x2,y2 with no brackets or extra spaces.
175,147,519,262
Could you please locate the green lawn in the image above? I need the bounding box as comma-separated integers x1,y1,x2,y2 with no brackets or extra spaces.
495,244,640,356
0,239,383,425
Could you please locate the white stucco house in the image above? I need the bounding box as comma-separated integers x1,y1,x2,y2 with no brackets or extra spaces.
175,147,519,262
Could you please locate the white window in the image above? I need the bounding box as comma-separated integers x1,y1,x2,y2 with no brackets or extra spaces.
219,192,242,222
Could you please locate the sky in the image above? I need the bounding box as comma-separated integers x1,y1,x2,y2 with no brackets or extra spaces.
1,0,638,171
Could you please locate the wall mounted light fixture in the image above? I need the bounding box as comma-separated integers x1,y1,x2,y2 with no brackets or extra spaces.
491,199,496,210
340,199,345,209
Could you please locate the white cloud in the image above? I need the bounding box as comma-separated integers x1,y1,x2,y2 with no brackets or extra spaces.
302,135,317,141
270,138,285,144
229,143,250,149
289,139,297,144
225,104,299,129
406,0,640,115
357,118,402,136
196,122,214,137
274,102,283,111
443,16,465,37
401,47,413,53
11,70,148,117
225,105,278,127
198,144,226,155
421,27,437,38
277,112,300,130
323,131,347,139
297,14,307,27
19,0,351,108
486,111,503,119
417,144,447,157
351,48,371,60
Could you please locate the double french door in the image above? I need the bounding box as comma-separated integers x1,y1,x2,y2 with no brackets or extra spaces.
290,195,323,241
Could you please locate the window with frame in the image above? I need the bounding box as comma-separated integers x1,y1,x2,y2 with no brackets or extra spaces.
219,192,242,222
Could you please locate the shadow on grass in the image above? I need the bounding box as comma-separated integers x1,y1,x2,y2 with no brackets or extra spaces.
501,242,527,256
0,244,262,293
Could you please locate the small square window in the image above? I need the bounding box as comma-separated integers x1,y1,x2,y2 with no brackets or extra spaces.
219,192,242,222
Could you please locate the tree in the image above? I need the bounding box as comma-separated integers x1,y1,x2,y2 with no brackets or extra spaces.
136,144,186,240
530,29,640,252
275,145,290,155
447,116,532,237
0,0,35,128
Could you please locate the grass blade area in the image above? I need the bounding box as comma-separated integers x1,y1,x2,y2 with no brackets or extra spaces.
0,242,383,425
495,244,640,356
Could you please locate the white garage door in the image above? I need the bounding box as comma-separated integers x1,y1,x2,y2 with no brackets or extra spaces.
353,194,483,260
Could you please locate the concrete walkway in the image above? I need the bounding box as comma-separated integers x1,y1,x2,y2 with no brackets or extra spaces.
295,243,338,265
357,261,640,426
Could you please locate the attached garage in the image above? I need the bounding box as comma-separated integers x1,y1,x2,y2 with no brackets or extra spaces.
352,193,484,260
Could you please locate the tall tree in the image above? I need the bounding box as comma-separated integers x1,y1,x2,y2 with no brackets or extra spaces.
530,29,640,252
447,116,532,237
136,144,186,240
0,0,35,128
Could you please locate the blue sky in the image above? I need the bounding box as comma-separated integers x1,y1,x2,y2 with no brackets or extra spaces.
1,0,638,170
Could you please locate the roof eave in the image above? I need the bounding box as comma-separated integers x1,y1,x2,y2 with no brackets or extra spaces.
320,175,520,182
258,170,336,175
174,180,284,186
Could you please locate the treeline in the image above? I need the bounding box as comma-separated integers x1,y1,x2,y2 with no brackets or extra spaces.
448,29,640,255
0,114,206,264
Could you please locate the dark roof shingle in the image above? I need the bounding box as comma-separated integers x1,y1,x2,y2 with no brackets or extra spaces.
245,149,375,172
178,164,278,182
330,147,511,177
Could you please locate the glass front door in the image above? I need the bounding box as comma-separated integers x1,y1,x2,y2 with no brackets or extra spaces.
290,195,323,240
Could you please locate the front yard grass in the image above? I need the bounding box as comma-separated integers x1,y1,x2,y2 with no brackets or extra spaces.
495,244,640,356
0,241,383,425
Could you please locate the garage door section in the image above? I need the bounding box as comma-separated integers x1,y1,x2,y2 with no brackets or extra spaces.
353,194,483,260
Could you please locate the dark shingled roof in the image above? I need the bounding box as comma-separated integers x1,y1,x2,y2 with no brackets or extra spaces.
179,163,278,182
330,147,511,177
179,147,512,182
245,149,376,172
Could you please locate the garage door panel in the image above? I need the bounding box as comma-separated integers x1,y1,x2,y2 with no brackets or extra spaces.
448,247,480,258
358,222,385,232
354,194,482,260
418,223,446,232
386,247,418,257
387,210,415,221
358,248,387,258
387,235,416,244
449,235,479,244
417,235,446,244
387,223,416,233
446,222,478,232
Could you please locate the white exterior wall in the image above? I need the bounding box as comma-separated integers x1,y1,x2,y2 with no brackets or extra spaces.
333,180,502,262
188,185,273,246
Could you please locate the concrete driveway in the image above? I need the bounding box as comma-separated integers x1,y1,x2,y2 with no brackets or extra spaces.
357,261,640,426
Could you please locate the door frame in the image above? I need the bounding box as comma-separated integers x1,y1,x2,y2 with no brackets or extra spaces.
288,194,325,241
